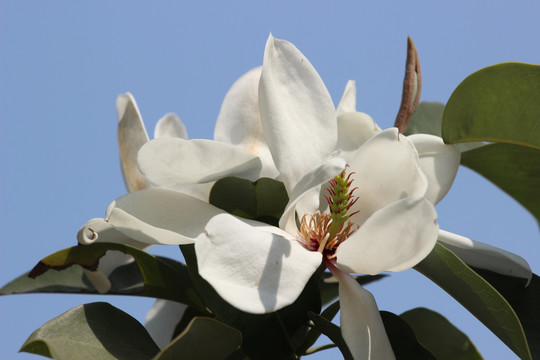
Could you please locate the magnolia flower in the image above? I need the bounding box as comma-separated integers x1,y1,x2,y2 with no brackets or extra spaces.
80,35,442,359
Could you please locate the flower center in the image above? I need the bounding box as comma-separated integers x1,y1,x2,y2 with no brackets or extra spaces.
298,167,359,259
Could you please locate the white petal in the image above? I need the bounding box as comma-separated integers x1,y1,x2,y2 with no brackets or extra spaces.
195,213,322,313
82,269,111,294
337,197,438,274
105,189,224,245
138,138,262,187
409,134,461,204
336,112,381,161
331,267,395,360
336,80,357,116
154,113,188,139
116,93,150,192
145,299,187,349
214,66,279,178
279,156,347,234
214,67,263,150
259,35,337,192
438,229,532,283
348,128,428,227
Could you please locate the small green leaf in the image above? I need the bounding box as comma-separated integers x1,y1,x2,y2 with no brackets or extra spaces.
307,311,353,360
442,62,540,149
1,243,205,312
298,300,341,355
461,143,540,224
21,302,160,360
209,177,288,226
153,317,241,360
379,311,436,360
405,101,445,137
414,243,531,360
472,269,540,359
318,272,386,306
400,307,483,360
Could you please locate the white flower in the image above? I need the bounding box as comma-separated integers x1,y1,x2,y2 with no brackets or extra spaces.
81,35,444,359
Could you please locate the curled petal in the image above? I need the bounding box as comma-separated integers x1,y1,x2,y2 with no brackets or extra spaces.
409,134,460,204
145,299,187,349
336,80,357,116
259,35,337,192
330,266,395,360
337,197,438,274
196,214,322,313
348,128,428,227
438,229,532,283
77,218,149,249
337,112,381,161
117,92,150,192
105,189,224,245
138,138,262,187
154,113,188,139
279,156,347,234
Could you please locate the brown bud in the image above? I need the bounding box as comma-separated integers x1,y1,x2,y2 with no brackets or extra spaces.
394,36,422,134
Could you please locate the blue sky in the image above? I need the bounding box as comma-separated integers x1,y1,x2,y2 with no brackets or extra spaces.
1,2,539,359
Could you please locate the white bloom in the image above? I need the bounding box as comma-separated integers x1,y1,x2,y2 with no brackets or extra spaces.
81,35,443,359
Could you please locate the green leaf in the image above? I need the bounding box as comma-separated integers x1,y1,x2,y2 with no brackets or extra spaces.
0,243,205,312
379,311,436,360
318,272,386,306
461,143,540,224
153,317,241,360
180,244,320,360
442,62,540,149
405,101,445,137
298,300,341,355
472,269,540,359
414,243,532,360
21,302,159,360
400,307,483,360
307,311,353,360
209,177,288,226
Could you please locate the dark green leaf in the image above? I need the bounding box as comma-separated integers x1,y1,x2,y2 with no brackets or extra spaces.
379,311,436,360
405,101,445,137
415,243,531,360
298,300,341,355
153,317,241,360
461,143,540,224
318,271,386,306
209,177,288,226
181,244,320,360
1,243,205,312
442,62,540,149
400,307,483,360
307,311,353,360
21,302,159,360
472,269,540,359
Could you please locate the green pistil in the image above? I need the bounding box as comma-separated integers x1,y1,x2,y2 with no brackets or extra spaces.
324,168,358,241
